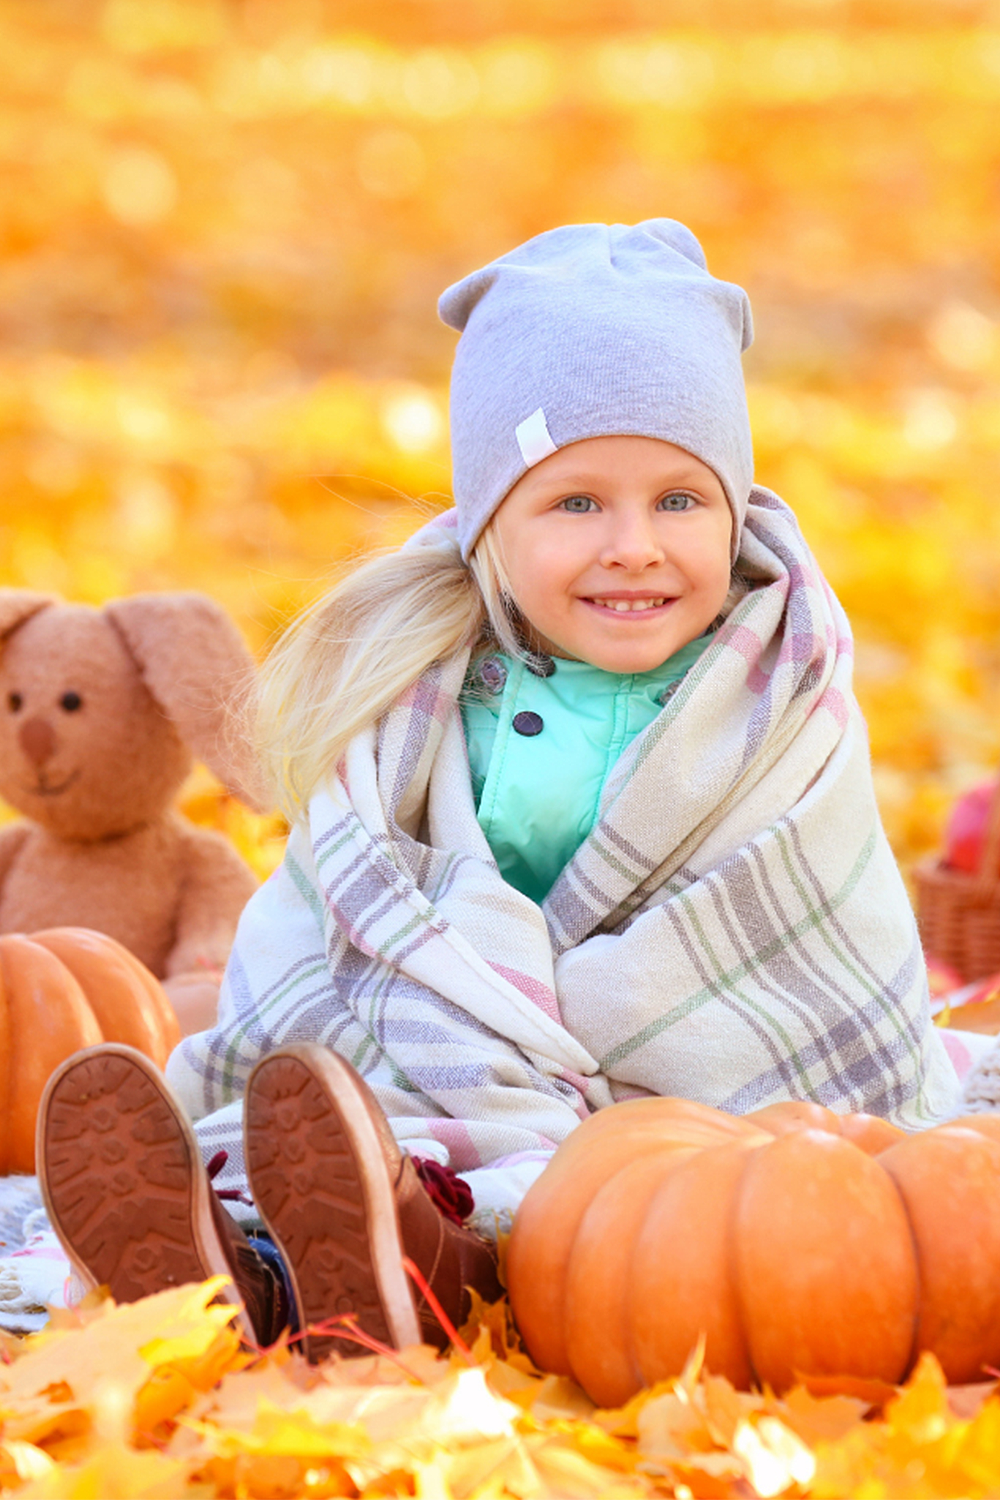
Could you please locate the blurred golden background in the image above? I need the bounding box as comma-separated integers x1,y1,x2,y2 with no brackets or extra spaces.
2,0,999,879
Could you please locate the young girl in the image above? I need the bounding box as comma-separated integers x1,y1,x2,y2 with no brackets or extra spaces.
38,219,959,1357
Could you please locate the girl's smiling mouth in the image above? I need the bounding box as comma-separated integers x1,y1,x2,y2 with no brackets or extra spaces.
583,594,677,616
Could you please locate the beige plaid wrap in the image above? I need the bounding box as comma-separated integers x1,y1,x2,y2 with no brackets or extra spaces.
168,489,959,1221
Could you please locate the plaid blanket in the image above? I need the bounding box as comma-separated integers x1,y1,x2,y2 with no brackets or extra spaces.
167,488,959,1223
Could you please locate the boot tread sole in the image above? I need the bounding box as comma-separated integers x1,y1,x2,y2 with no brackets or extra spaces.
245,1047,420,1361
37,1044,250,1336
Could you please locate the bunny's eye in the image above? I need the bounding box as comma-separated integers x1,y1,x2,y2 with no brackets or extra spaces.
7,692,22,712
60,691,83,712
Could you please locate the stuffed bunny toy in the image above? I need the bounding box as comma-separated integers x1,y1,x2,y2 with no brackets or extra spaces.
0,589,267,1036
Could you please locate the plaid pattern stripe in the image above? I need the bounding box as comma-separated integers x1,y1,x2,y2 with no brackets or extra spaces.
168,489,959,1217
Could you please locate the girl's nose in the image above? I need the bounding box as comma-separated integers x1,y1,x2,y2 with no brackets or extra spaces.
19,716,56,767
600,514,666,571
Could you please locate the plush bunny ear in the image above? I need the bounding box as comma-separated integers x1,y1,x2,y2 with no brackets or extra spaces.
0,591,56,641
105,592,270,812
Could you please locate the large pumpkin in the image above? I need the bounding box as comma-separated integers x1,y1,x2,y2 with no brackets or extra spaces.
0,927,181,1174
507,1097,1000,1403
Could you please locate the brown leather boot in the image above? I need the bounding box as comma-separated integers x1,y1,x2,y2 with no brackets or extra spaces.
395,1153,503,1347
38,1043,288,1346
244,1044,501,1362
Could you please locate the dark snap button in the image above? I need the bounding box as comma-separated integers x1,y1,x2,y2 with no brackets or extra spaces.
479,656,507,694
512,710,544,737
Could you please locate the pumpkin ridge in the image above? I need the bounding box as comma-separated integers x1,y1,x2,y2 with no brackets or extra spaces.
726,1139,761,1393
734,1127,918,1391
873,1146,922,1383
565,1147,701,1405
632,1137,759,1393
0,935,104,1174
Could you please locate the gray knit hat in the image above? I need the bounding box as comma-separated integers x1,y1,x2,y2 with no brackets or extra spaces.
438,219,754,560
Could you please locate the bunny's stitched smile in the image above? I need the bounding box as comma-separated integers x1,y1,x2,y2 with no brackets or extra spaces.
22,769,82,797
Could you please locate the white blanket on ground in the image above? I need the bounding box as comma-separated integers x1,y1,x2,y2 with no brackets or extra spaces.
0,1179,77,1335
167,490,959,1225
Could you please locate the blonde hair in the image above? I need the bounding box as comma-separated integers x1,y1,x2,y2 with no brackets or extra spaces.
256,516,753,822
255,520,520,821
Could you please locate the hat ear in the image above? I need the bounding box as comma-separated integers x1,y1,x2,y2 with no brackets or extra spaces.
105,592,270,811
641,218,709,270
0,591,56,642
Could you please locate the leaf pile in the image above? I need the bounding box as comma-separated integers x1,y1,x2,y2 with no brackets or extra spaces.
1,1278,998,1499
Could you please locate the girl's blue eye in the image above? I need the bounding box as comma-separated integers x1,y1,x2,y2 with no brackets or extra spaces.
658,491,697,512
559,494,597,513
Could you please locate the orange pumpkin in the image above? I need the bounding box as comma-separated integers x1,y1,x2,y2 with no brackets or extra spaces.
0,927,181,1174
507,1097,1000,1403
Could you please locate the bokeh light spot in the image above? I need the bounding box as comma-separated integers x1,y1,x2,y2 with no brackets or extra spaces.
927,302,998,372
117,472,178,557
478,42,554,116
116,393,173,445
741,32,850,102
902,390,958,451
300,44,375,108
102,145,177,226
400,48,480,118
595,40,715,108
380,386,444,455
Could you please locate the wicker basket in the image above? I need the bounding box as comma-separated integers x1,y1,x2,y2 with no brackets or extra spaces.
916,780,1000,984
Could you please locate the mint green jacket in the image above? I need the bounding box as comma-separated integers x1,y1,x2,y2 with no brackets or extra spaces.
461,638,710,904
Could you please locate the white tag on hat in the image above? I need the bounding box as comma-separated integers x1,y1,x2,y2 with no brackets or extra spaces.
515,407,558,467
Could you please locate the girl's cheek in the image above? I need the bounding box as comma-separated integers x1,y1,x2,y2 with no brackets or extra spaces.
532,547,577,591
